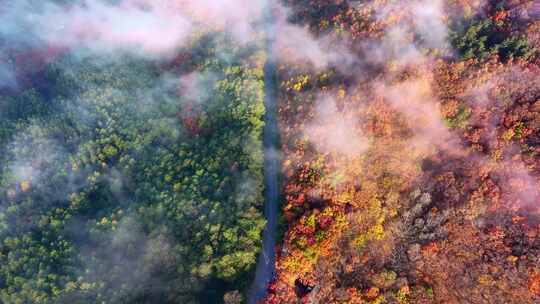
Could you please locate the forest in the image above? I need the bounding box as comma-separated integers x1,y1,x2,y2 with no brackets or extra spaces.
265,0,540,303
1,23,266,304
1,0,539,304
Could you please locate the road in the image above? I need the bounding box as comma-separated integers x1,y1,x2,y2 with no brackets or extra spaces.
248,3,279,303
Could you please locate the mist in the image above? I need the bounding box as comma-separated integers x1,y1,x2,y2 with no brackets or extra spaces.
304,95,369,157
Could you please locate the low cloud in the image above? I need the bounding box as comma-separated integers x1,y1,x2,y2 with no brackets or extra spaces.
4,123,65,195
304,96,369,157
272,21,356,70
376,0,449,50
0,0,267,58
0,62,17,87
375,75,462,155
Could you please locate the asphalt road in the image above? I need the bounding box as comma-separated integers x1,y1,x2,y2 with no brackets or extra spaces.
248,4,280,302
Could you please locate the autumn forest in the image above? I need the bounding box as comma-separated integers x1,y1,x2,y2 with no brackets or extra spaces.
0,0,539,303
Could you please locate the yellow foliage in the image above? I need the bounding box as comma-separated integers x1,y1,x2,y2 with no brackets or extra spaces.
370,295,386,304
369,224,385,240
337,89,346,99
20,181,30,192
478,274,494,285
99,217,109,225
291,75,310,91
501,128,515,141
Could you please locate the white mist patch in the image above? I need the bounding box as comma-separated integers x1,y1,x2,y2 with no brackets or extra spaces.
304,96,369,157
271,6,357,70
273,22,355,70
363,26,427,69
357,0,451,74
0,63,17,88
0,0,267,58
179,72,220,105
409,0,449,49
43,1,193,56
5,123,64,193
177,0,266,44
376,0,449,50
234,175,263,209
488,158,540,207
375,76,463,156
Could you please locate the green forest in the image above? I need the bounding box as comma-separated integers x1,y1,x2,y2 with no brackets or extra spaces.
0,37,266,303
